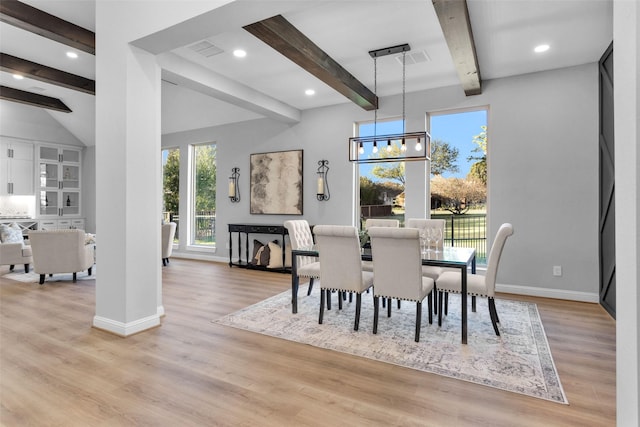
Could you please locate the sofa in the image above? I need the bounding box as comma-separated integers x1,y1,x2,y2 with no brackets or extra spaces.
28,229,94,285
0,223,33,273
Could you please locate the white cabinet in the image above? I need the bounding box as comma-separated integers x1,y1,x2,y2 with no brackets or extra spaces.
0,140,34,195
39,218,85,230
37,145,82,218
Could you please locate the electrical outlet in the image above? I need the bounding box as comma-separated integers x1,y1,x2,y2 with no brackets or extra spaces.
553,265,562,277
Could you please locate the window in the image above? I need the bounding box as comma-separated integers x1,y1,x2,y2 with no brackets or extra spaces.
357,119,405,228
191,143,216,247
162,147,179,243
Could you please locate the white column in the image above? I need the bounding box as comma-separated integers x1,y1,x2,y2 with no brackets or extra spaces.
93,5,163,335
614,0,639,424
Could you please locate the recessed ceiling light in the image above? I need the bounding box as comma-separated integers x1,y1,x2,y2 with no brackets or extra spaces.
305,89,315,96
12,74,24,80
66,51,78,59
534,44,550,53
233,49,247,58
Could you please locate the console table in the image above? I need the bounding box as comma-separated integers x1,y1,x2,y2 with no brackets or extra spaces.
228,223,290,273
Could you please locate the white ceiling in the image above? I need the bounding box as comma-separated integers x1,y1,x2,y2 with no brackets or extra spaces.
0,0,613,146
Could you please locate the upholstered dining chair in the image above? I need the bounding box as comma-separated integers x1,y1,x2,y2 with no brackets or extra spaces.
284,220,320,296
435,223,514,336
314,225,374,331
162,222,177,266
362,218,399,273
368,227,434,342
405,218,448,281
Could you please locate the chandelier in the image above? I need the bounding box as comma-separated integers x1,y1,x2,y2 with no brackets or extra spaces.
349,44,430,164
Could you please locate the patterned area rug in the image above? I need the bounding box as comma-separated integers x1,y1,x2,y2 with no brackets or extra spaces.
214,285,567,404
2,268,95,283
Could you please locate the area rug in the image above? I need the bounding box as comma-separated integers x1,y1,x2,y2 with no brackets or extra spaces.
214,284,568,404
2,268,95,283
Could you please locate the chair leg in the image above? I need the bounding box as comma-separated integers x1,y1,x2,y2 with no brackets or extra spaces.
488,298,500,336
373,296,380,334
427,292,433,324
39,274,45,285
307,278,314,295
444,292,449,315
354,293,362,331
415,301,422,342
338,292,343,310
349,292,353,303
319,289,325,324
433,284,438,315
24,264,30,273
387,298,392,318
88,267,92,276
9,265,15,271
382,298,386,308
162,258,167,266
326,290,331,310
438,291,443,327
472,295,477,312
397,299,401,309
73,272,77,282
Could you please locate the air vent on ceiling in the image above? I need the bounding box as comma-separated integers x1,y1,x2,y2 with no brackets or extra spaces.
396,50,431,66
187,40,224,58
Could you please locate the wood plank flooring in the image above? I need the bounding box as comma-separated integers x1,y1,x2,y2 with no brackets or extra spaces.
0,259,616,426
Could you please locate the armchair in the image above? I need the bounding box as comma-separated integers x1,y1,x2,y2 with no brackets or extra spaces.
28,229,94,285
162,222,177,266
0,223,33,273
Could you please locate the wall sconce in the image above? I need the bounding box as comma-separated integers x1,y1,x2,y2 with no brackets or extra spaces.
316,160,330,201
228,167,240,202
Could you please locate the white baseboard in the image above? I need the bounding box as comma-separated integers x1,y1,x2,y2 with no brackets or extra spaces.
92,313,161,337
496,283,599,303
157,305,165,317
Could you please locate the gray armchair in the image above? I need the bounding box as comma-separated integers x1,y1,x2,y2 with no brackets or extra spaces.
162,222,177,266
29,229,94,285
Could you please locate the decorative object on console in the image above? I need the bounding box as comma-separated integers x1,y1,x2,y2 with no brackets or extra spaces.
228,167,240,203
250,150,303,215
316,160,330,201
349,44,430,164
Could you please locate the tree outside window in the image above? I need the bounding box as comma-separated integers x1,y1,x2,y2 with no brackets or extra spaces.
192,144,216,246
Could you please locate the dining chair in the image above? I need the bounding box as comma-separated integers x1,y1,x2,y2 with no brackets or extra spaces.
284,220,320,296
368,226,434,342
405,218,448,281
362,218,399,274
435,223,514,336
314,225,374,331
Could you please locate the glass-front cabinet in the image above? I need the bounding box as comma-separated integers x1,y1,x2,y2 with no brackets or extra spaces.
38,145,81,217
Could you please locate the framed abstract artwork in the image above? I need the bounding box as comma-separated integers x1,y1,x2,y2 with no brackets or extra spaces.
250,149,303,215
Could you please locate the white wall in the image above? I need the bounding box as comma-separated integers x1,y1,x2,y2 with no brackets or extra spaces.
163,63,599,300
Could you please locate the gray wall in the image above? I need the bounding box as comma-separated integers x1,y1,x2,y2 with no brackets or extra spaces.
162,62,599,301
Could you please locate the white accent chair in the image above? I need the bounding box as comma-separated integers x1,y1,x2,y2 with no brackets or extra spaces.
435,223,514,336
362,218,399,273
29,229,94,285
405,218,448,281
314,225,374,331
162,222,177,266
0,241,33,273
284,220,320,296
368,227,434,342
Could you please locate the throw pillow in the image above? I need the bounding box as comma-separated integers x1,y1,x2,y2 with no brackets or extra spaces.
250,239,271,266
0,224,23,244
267,241,283,269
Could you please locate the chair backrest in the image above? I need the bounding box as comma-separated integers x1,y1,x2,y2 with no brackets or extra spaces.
314,225,367,292
368,226,425,301
364,218,399,230
405,218,446,250
28,229,90,274
162,222,177,258
485,223,514,296
284,220,315,268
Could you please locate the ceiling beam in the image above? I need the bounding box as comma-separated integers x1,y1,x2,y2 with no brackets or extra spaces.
0,53,95,95
432,0,482,96
0,0,95,55
0,85,71,112
244,14,378,111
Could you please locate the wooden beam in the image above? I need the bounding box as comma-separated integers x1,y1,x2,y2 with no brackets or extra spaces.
0,85,71,112
432,0,482,96
0,53,95,95
244,15,378,111
0,0,95,55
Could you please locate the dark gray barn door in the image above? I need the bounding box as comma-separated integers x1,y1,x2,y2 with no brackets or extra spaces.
599,42,615,318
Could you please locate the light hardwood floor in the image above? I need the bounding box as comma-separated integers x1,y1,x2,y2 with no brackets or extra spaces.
0,259,615,426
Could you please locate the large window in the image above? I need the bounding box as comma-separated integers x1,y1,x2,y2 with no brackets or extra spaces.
357,119,405,228
162,147,179,243
191,143,216,247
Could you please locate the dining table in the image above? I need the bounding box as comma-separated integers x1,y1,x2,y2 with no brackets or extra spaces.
291,245,476,344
